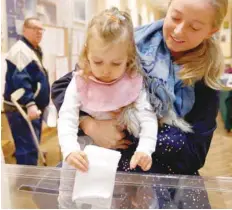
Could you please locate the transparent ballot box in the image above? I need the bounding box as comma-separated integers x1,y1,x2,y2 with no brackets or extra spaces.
3,164,232,209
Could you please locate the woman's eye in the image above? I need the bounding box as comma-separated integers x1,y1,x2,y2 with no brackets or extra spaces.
93,61,103,65
172,16,180,21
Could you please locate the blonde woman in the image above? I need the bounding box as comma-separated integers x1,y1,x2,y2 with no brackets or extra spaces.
53,0,228,208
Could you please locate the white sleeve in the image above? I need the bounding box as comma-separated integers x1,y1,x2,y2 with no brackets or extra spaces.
57,77,81,161
134,88,158,156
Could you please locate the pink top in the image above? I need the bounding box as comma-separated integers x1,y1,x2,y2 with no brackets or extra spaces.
75,72,143,112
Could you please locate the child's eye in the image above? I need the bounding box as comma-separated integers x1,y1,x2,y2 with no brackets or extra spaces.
191,26,201,31
112,63,121,66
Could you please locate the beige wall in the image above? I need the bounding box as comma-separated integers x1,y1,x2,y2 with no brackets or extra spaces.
1,0,8,52
95,0,164,27
137,0,160,24
220,3,232,58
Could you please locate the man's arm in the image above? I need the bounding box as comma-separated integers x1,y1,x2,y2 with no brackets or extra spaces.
5,53,36,108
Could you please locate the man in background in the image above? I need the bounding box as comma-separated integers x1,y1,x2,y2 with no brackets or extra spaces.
3,17,50,165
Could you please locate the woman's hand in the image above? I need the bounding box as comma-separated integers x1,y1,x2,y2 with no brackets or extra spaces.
80,116,132,149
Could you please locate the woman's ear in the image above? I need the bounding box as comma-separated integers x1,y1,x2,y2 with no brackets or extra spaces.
206,28,219,39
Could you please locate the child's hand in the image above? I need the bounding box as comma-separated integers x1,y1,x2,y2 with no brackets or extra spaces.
130,152,152,171
66,151,89,172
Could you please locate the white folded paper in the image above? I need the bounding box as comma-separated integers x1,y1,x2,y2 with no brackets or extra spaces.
72,145,121,208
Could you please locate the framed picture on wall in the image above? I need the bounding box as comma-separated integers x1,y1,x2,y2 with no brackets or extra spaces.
37,0,57,25
6,0,25,49
5,0,59,50
223,21,229,29
220,23,231,57
24,0,57,25
73,0,86,23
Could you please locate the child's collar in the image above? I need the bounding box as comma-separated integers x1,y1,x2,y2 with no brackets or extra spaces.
88,72,126,85
75,71,143,112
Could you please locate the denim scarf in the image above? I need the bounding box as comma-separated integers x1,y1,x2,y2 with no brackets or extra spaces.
135,19,195,118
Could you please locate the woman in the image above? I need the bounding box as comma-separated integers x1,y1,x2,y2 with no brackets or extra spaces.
52,0,228,208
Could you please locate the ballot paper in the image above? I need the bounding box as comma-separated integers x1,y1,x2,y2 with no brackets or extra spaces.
72,145,121,208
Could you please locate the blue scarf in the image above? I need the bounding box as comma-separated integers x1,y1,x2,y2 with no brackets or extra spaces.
135,19,195,118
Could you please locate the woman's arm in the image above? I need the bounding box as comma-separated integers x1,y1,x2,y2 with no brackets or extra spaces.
80,80,218,174
52,72,218,174
51,72,131,149
151,81,219,174
51,71,89,137
51,72,73,111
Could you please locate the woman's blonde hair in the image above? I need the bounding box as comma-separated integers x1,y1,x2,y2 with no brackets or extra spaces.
78,7,141,76
170,0,228,90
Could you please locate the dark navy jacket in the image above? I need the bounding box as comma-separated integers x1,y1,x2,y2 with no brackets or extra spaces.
4,37,50,110
51,71,219,176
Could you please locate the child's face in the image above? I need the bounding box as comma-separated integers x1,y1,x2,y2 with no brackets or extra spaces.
87,38,128,83
163,0,218,53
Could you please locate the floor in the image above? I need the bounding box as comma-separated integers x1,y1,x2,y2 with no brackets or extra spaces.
198,114,232,209
199,116,232,177
1,112,232,208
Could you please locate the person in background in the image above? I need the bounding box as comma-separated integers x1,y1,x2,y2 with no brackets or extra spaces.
3,17,50,165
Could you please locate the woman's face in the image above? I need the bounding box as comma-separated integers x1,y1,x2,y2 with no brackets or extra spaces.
163,0,218,53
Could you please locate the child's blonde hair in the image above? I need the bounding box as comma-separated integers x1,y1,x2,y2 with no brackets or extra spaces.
78,7,141,76
170,0,228,90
